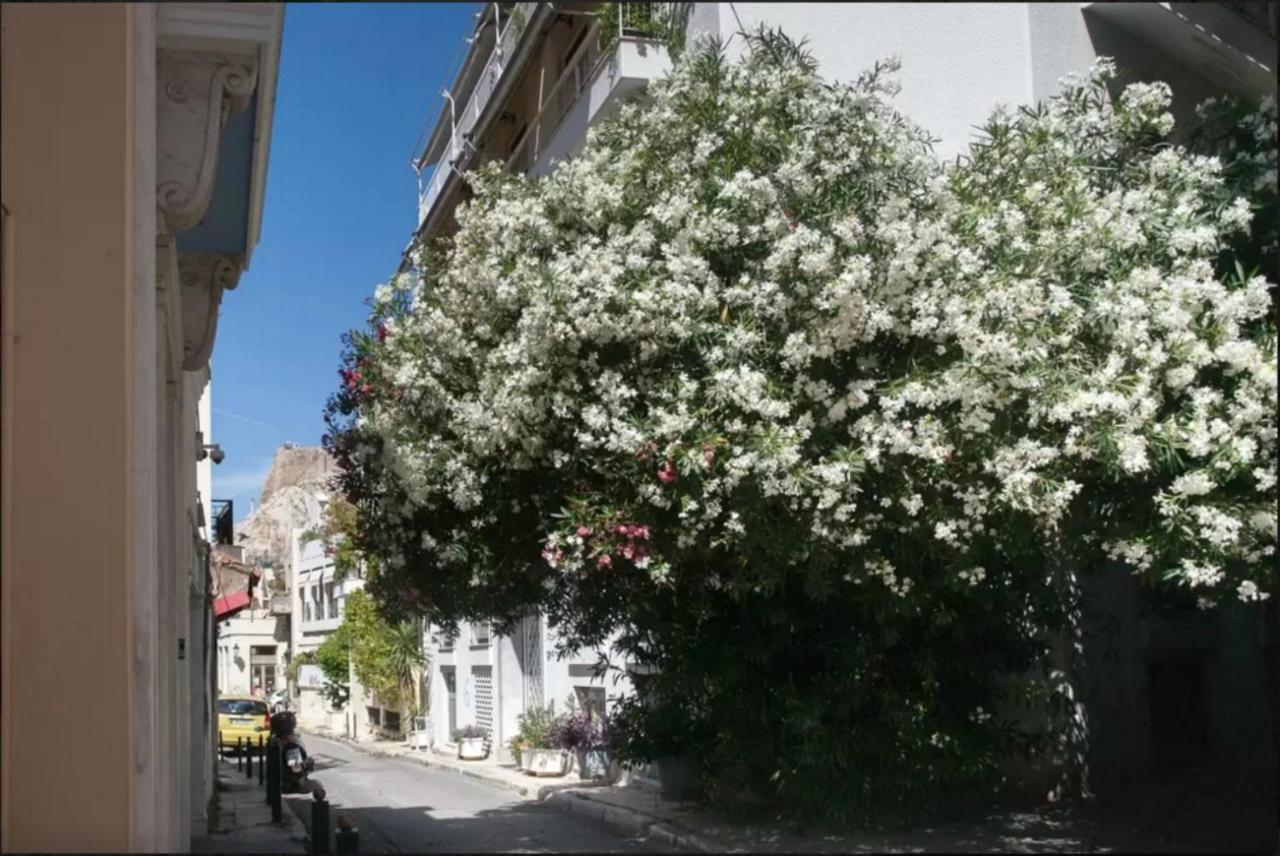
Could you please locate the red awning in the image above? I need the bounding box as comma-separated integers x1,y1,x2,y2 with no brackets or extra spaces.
214,591,252,621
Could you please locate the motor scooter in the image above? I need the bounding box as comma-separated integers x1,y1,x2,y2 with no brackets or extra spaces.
268,711,315,793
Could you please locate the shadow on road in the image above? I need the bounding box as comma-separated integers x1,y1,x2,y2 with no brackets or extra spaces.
285,796,670,854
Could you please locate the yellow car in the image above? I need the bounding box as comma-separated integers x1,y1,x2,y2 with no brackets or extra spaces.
217,696,271,753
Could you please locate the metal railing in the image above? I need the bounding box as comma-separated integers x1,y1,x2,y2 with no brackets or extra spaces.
211,499,234,546
416,2,539,227
506,2,680,176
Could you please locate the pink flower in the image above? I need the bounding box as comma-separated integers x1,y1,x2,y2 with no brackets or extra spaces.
597,554,613,569
615,525,629,535
621,544,636,560
376,324,388,343
657,460,678,484
632,525,650,540
635,442,657,461
703,444,717,468
576,525,592,537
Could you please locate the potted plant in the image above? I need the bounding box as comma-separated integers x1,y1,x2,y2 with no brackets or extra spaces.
555,708,614,782
512,703,572,777
453,725,489,760
408,710,431,749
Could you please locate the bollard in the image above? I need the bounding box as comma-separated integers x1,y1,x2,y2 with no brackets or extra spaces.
218,731,224,763
237,737,243,771
311,788,331,855
259,736,265,786
246,737,254,779
267,738,282,820
335,814,359,855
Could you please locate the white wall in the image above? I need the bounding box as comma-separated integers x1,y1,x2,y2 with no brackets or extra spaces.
712,3,1037,160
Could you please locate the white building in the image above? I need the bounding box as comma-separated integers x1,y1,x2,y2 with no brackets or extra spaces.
407,0,1276,781
290,529,367,732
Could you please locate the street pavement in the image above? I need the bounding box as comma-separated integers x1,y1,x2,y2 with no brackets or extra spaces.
287,733,675,853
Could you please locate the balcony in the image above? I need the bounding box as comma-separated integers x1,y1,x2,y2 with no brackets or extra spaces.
415,2,540,229
508,5,676,177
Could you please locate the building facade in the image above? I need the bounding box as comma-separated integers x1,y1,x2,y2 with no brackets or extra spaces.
407,0,1276,785
1,3,282,850
290,529,367,733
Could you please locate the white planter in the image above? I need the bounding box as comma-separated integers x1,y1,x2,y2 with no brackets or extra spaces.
458,737,487,760
408,730,431,749
523,748,570,777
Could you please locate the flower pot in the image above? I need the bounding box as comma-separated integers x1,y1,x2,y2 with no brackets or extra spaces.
458,737,487,760
408,730,431,749
523,748,570,777
575,748,611,781
656,755,700,800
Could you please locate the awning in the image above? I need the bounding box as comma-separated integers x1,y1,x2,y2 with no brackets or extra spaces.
214,591,252,621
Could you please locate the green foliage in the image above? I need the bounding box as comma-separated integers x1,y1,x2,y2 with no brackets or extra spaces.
343,589,425,711
315,622,352,709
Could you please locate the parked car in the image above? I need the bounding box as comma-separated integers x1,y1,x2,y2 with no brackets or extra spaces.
217,695,271,753
268,687,291,714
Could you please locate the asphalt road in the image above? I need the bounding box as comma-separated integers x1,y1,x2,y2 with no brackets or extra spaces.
285,733,668,853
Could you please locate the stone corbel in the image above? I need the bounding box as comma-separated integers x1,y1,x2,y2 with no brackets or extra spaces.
179,252,243,371
157,49,258,234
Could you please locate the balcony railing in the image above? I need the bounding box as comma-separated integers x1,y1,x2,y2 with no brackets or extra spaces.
416,1,539,228
507,3,682,176
210,499,234,546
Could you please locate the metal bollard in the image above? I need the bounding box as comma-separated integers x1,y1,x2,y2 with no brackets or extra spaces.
267,738,282,820
335,814,359,855
246,737,254,779
259,736,265,785
311,789,331,855
218,731,224,763
237,737,243,771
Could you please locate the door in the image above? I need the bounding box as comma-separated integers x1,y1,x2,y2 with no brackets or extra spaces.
442,667,457,738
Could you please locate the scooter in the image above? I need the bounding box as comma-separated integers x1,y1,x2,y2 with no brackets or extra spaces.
268,711,315,793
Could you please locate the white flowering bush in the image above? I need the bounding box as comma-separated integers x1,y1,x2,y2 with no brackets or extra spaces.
326,31,1276,819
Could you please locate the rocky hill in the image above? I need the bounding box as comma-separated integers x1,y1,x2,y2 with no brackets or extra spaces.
235,444,335,571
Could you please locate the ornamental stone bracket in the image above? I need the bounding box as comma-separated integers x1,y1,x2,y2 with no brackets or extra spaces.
156,49,258,235
178,252,243,371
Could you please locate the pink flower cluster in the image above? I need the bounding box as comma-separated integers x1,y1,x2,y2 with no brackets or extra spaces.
573,521,652,569
657,460,678,484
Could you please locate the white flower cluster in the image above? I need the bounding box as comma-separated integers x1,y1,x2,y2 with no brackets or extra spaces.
343,43,1275,613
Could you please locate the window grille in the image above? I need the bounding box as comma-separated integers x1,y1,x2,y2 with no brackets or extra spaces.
472,666,494,739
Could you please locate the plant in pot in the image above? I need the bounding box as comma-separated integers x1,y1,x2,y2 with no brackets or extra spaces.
609,691,706,800
515,703,572,777
452,724,488,760
555,709,613,782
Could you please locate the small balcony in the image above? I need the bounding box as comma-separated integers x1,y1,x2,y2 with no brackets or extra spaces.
508,4,676,177
415,1,540,229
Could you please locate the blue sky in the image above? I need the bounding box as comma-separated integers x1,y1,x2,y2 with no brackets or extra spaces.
212,2,478,517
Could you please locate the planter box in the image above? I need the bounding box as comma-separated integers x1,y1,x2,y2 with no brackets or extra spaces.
408,730,431,749
458,737,488,760
523,748,570,777
656,755,700,800
575,748,614,781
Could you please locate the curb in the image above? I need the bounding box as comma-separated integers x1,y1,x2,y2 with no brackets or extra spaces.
304,728,713,852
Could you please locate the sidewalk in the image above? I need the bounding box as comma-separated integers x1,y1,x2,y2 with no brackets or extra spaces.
192,757,311,853
304,726,1274,853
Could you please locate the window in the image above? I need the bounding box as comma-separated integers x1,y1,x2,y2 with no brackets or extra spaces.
575,685,607,720
326,582,338,619
301,588,310,622
471,622,491,646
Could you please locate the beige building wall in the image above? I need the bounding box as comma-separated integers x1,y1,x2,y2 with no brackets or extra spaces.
1,4,147,850
2,2,281,850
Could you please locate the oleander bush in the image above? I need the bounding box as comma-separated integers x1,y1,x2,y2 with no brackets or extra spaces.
324,29,1276,822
